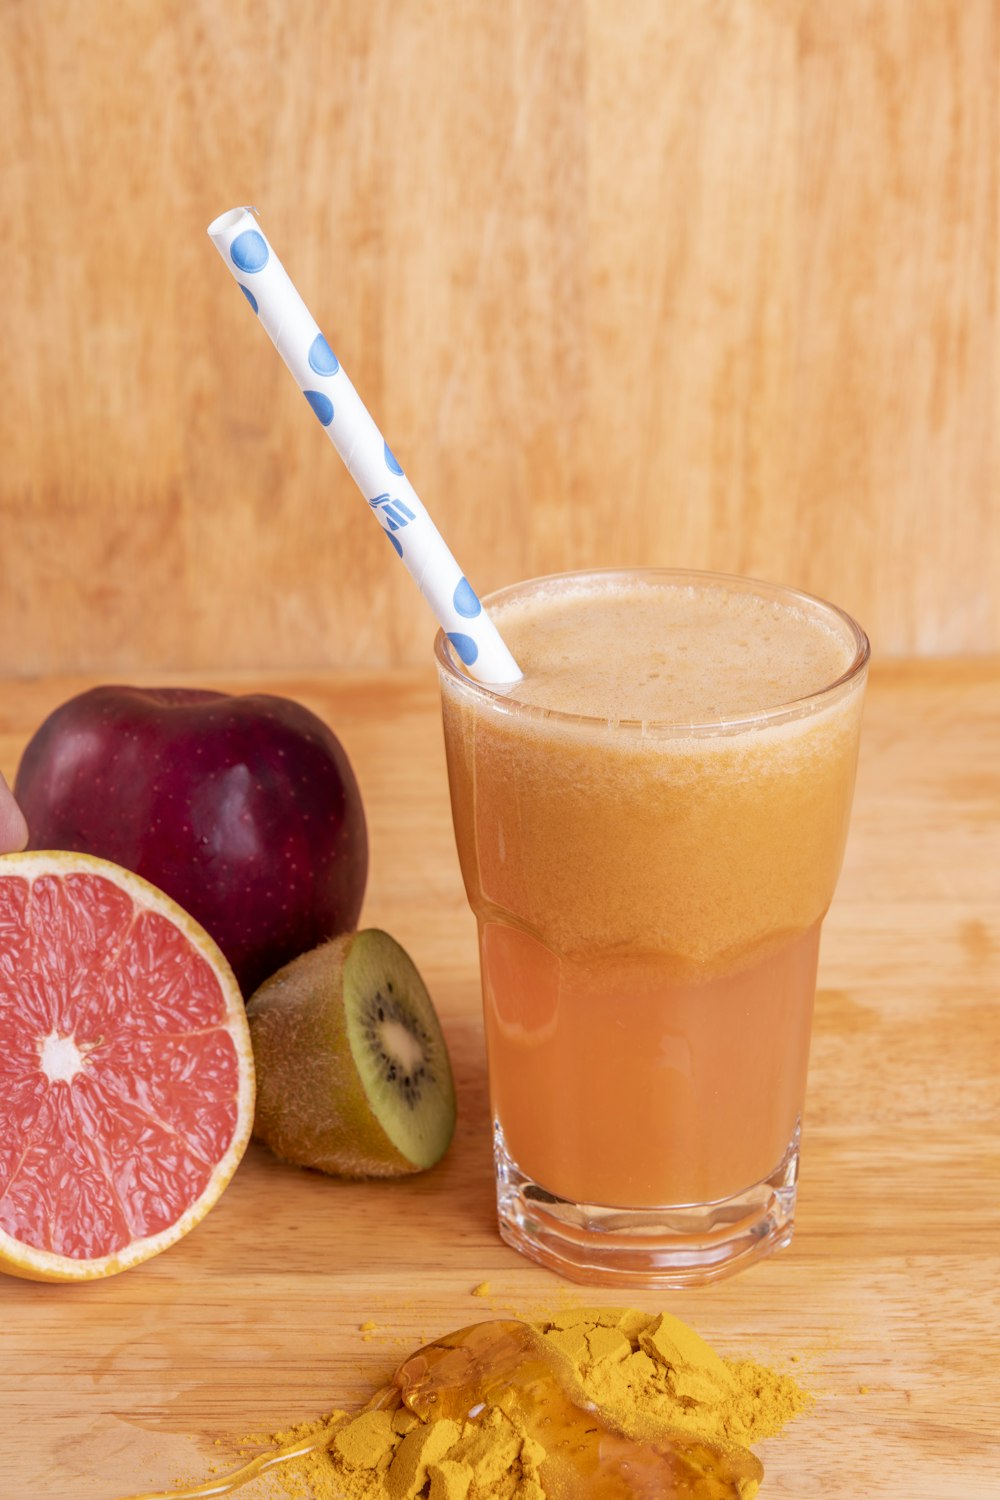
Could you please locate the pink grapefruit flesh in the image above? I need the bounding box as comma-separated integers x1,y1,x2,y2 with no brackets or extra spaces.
0,851,255,1281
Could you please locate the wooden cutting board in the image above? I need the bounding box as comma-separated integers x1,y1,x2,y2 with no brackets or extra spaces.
1,660,998,1499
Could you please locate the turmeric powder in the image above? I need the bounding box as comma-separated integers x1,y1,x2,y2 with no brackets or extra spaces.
120,1308,808,1500
233,1307,809,1500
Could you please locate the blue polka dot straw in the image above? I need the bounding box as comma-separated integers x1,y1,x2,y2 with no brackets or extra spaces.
207,207,522,686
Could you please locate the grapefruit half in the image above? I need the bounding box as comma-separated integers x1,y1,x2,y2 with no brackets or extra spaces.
0,850,255,1281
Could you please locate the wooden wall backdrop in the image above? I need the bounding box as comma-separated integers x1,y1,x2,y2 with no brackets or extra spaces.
1,0,998,676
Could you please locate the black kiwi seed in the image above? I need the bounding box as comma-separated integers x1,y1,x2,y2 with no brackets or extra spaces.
361,989,439,1109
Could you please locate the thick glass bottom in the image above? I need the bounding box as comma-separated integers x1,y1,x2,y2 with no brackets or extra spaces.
494,1121,800,1288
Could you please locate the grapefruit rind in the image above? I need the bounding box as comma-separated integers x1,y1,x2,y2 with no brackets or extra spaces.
0,850,255,1282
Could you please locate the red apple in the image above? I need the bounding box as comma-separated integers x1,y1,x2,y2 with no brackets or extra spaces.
14,687,368,996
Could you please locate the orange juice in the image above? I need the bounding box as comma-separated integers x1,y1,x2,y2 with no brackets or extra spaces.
436,570,867,1282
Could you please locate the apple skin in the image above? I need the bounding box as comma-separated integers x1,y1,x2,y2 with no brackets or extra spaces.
14,686,368,997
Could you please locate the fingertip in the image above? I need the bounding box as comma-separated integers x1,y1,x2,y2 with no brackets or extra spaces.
0,774,29,855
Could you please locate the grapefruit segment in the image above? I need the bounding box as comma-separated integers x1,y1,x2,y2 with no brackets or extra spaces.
0,851,255,1281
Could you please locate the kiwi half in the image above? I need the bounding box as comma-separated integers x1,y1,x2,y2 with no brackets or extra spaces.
246,930,456,1178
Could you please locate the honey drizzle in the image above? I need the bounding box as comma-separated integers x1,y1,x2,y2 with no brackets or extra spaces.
396,1320,762,1499
116,1421,341,1500
117,1319,764,1500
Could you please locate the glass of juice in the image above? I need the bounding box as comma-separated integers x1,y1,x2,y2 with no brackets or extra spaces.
434,569,868,1286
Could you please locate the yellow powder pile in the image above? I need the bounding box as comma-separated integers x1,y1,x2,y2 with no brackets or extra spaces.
541,1306,807,1448
240,1307,810,1500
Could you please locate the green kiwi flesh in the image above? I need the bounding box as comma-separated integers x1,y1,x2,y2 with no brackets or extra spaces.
247,929,456,1178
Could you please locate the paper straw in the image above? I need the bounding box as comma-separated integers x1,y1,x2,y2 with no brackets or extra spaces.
207,207,521,686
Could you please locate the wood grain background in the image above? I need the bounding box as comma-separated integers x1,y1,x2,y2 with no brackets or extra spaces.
1,0,998,676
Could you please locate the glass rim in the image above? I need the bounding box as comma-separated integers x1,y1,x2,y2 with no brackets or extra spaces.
433,567,871,736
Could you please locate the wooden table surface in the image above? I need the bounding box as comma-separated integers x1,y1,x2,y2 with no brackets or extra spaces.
1,661,998,1499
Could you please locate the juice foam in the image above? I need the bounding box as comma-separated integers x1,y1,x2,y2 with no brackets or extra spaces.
496,576,855,723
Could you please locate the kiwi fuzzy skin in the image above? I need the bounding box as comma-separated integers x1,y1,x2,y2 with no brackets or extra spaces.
246,933,417,1178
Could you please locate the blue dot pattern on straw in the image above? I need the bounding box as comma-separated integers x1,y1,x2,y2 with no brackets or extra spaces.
207,207,522,684
453,578,482,619
308,334,339,375
230,230,269,274
447,632,479,666
304,390,334,426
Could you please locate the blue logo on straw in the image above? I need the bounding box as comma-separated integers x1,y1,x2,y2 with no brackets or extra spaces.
369,493,415,531
239,285,259,315
384,442,404,476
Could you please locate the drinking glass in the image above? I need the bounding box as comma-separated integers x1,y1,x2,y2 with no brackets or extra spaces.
435,569,868,1285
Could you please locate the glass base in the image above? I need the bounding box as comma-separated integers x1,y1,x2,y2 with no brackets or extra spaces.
494,1122,800,1288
